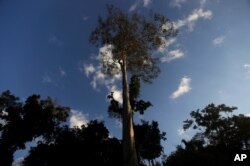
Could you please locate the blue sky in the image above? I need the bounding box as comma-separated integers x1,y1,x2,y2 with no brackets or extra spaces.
1,0,250,162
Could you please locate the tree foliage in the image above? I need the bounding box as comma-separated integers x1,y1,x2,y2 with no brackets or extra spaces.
134,120,166,166
164,103,250,166
90,5,176,83
107,75,152,119
0,90,70,166
23,120,122,166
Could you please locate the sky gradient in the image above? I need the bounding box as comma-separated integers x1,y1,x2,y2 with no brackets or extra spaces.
1,0,250,162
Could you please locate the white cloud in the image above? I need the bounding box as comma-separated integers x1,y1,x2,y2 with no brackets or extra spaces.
174,8,212,31
161,49,184,63
69,109,88,128
170,77,191,99
143,0,151,7
213,36,225,46
110,85,123,103
170,0,187,8
42,74,52,83
59,67,67,77
243,64,250,79
48,35,63,46
170,0,207,9
129,2,138,12
244,64,250,69
158,37,177,53
129,0,151,12
177,128,191,139
83,64,96,77
177,128,185,135
246,114,250,117
82,45,121,92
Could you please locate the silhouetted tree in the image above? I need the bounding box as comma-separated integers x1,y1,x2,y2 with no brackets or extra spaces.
90,5,176,166
0,90,70,166
23,120,122,166
163,103,250,166
134,120,166,166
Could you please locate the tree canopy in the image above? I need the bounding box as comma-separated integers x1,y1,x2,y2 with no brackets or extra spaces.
90,5,176,83
164,103,250,166
0,90,167,166
0,90,69,166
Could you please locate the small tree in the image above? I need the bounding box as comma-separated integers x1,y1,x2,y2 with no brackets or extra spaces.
90,5,176,166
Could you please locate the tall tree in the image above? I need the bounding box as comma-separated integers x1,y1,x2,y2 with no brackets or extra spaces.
90,5,176,166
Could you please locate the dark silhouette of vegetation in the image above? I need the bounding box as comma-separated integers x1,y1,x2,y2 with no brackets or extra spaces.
163,103,250,166
1,90,250,166
0,90,167,166
0,90,69,166
108,76,166,166
23,120,122,166
134,120,166,166
90,5,176,166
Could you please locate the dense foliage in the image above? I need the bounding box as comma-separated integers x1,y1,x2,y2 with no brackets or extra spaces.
0,91,166,166
164,104,250,166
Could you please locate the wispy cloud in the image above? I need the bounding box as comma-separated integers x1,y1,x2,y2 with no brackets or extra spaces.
177,128,191,139
174,8,212,31
170,0,207,9
81,63,96,77
42,74,52,83
81,45,121,92
129,0,152,12
115,119,122,128
81,45,123,105
200,0,207,8
59,67,67,77
218,90,230,101
161,49,184,63
170,77,191,99
142,0,151,7
170,0,187,8
158,37,177,53
82,15,89,21
213,36,225,46
69,109,88,128
48,35,63,46
129,3,138,12
243,64,250,78
244,64,250,69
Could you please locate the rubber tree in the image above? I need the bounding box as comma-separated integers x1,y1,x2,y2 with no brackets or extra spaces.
90,5,176,166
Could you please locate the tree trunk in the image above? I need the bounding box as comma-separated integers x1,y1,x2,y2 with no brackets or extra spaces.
121,56,138,166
